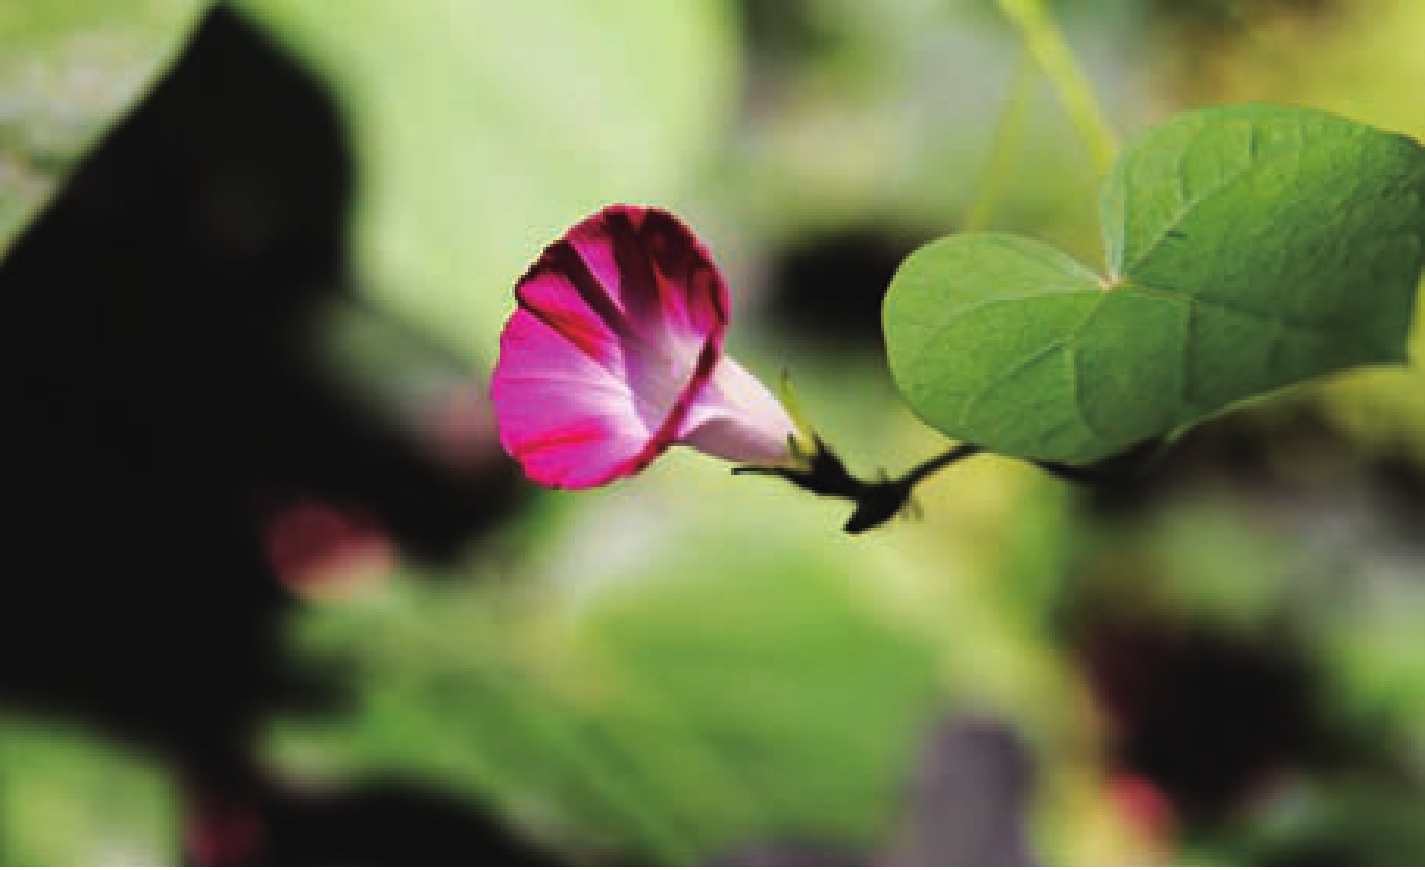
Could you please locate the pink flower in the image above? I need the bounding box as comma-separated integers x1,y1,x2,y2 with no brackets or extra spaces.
491,205,798,489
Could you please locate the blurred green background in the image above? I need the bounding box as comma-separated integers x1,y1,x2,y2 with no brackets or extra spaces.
5,0,1425,864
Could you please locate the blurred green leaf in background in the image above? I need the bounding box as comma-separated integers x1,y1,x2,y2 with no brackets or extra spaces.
234,0,741,365
0,0,206,257
0,717,178,865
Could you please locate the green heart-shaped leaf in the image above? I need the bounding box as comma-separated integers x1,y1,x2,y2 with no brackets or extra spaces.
885,104,1425,463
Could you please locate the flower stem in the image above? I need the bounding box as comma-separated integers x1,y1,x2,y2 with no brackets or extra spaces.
734,440,984,534
962,48,1035,232
737,436,1166,534
898,443,984,489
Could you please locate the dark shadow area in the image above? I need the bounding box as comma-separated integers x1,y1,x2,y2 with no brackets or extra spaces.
1070,406,1425,524
1058,404,1425,862
187,775,554,866
0,3,543,863
736,0,851,73
1076,613,1330,816
762,226,928,353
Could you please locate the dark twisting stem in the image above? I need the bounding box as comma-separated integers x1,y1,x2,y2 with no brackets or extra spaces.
899,443,984,489
737,432,1165,535
733,439,985,534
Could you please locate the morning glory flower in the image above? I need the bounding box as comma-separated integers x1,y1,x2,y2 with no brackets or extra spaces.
491,205,799,489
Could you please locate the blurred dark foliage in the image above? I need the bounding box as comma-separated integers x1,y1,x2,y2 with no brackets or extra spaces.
187,775,554,866
1076,610,1331,816
741,0,837,67
0,4,542,863
1073,597,1425,865
736,0,849,76
1073,406,1421,520
1061,406,1425,859
1141,0,1345,37
1136,0,1354,103
763,226,927,352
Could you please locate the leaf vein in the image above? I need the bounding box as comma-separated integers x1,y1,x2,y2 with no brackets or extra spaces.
1122,141,1307,275
1067,347,1111,442
958,295,1107,430
958,338,1068,425
1179,295,1198,408
1125,284,1329,337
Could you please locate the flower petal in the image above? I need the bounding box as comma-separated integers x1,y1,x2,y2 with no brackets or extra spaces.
492,306,655,488
564,206,727,346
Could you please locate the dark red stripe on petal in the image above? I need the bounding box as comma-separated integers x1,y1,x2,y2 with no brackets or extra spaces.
517,241,636,350
641,208,729,331
549,239,636,337
605,207,666,330
512,274,611,362
514,418,611,455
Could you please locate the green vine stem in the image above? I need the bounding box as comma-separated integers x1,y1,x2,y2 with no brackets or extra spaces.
962,47,1035,232
996,0,1118,176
